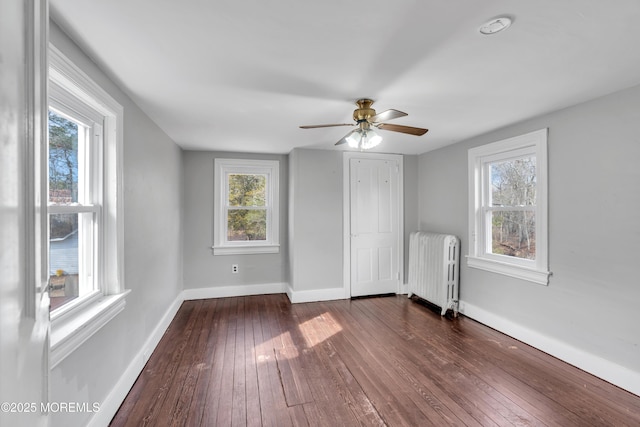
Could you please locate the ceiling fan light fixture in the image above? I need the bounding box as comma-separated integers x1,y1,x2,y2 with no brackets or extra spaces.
345,129,362,148
345,128,382,150
361,129,382,150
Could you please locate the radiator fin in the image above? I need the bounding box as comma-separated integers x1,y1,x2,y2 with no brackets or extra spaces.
408,232,460,316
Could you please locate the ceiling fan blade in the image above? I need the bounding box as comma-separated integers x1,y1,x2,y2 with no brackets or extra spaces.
369,109,408,123
335,130,355,145
299,123,353,129
377,123,428,136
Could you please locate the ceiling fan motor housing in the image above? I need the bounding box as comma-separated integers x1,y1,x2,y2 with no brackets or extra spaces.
353,98,376,122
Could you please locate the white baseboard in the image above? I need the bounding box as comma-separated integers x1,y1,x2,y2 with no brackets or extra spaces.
182,282,288,300
286,284,409,303
286,285,347,304
459,301,640,397
88,294,183,427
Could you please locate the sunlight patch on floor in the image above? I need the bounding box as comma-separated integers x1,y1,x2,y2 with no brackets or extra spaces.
298,312,343,348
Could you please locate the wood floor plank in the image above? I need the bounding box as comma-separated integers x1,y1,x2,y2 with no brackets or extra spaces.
289,304,366,426
294,302,386,426
182,298,221,427
168,299,220,426
243,296,263,427
359,297,541,426
255,295,294,427
200,297,233,426
112,294,640,427
374,297,577,426
304,301,436,426
111,301,203,427
348,299,494,425
320,300,469,426
231,297,248,426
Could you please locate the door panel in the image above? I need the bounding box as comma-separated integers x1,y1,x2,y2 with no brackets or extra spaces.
350,157,400,297
356,248,373,283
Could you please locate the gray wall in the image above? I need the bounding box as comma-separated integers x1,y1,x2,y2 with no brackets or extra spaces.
289,149,344,293
182,151,289,289
288,148,420,295
403,154,420,280
49,21,184,427
418,84,640,377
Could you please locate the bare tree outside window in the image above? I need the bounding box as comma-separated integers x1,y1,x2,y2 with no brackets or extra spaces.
48,110,81,310
489,156,536,259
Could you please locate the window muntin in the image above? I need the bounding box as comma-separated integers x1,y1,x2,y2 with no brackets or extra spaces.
468,129,550,285
213,159,279,255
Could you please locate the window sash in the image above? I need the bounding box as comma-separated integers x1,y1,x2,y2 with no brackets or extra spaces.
223,171,272,245
224,206,269,243
48,104,104,315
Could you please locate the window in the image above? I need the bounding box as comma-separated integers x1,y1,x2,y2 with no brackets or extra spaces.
48,106,100,312
48,45,127,367
213,159,279,255
468,129,550,285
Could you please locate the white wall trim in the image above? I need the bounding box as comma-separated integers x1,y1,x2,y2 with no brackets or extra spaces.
459,301,640,397
182,282,287,300
286,286,347,304
87,294,183,427
50,291,130,368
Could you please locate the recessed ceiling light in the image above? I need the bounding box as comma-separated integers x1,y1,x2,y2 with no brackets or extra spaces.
479,17,512,35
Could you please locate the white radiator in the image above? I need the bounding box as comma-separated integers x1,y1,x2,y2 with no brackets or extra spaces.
408,231,460,316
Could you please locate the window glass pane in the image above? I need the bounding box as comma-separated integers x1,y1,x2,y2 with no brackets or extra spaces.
227,209,267,241
490,156,536,207
490,210,536,260
49,110,82,204
228,174,266,207
49,213,80,311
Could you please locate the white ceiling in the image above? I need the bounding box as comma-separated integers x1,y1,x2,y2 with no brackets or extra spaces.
50,0,640,155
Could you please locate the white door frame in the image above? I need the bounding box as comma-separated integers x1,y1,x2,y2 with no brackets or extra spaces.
342,152,404,298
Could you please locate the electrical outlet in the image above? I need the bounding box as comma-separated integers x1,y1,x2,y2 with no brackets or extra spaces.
232,264,239,273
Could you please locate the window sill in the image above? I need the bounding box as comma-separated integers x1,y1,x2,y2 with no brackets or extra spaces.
467,256,550,285
213,244,280,255
50,290,130,368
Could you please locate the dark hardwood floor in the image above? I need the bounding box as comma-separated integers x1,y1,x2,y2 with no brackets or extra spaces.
110,294,640,426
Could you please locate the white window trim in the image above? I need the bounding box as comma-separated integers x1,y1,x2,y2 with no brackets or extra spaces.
467,128,550,285
48,44,128,368
213,158,280,255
